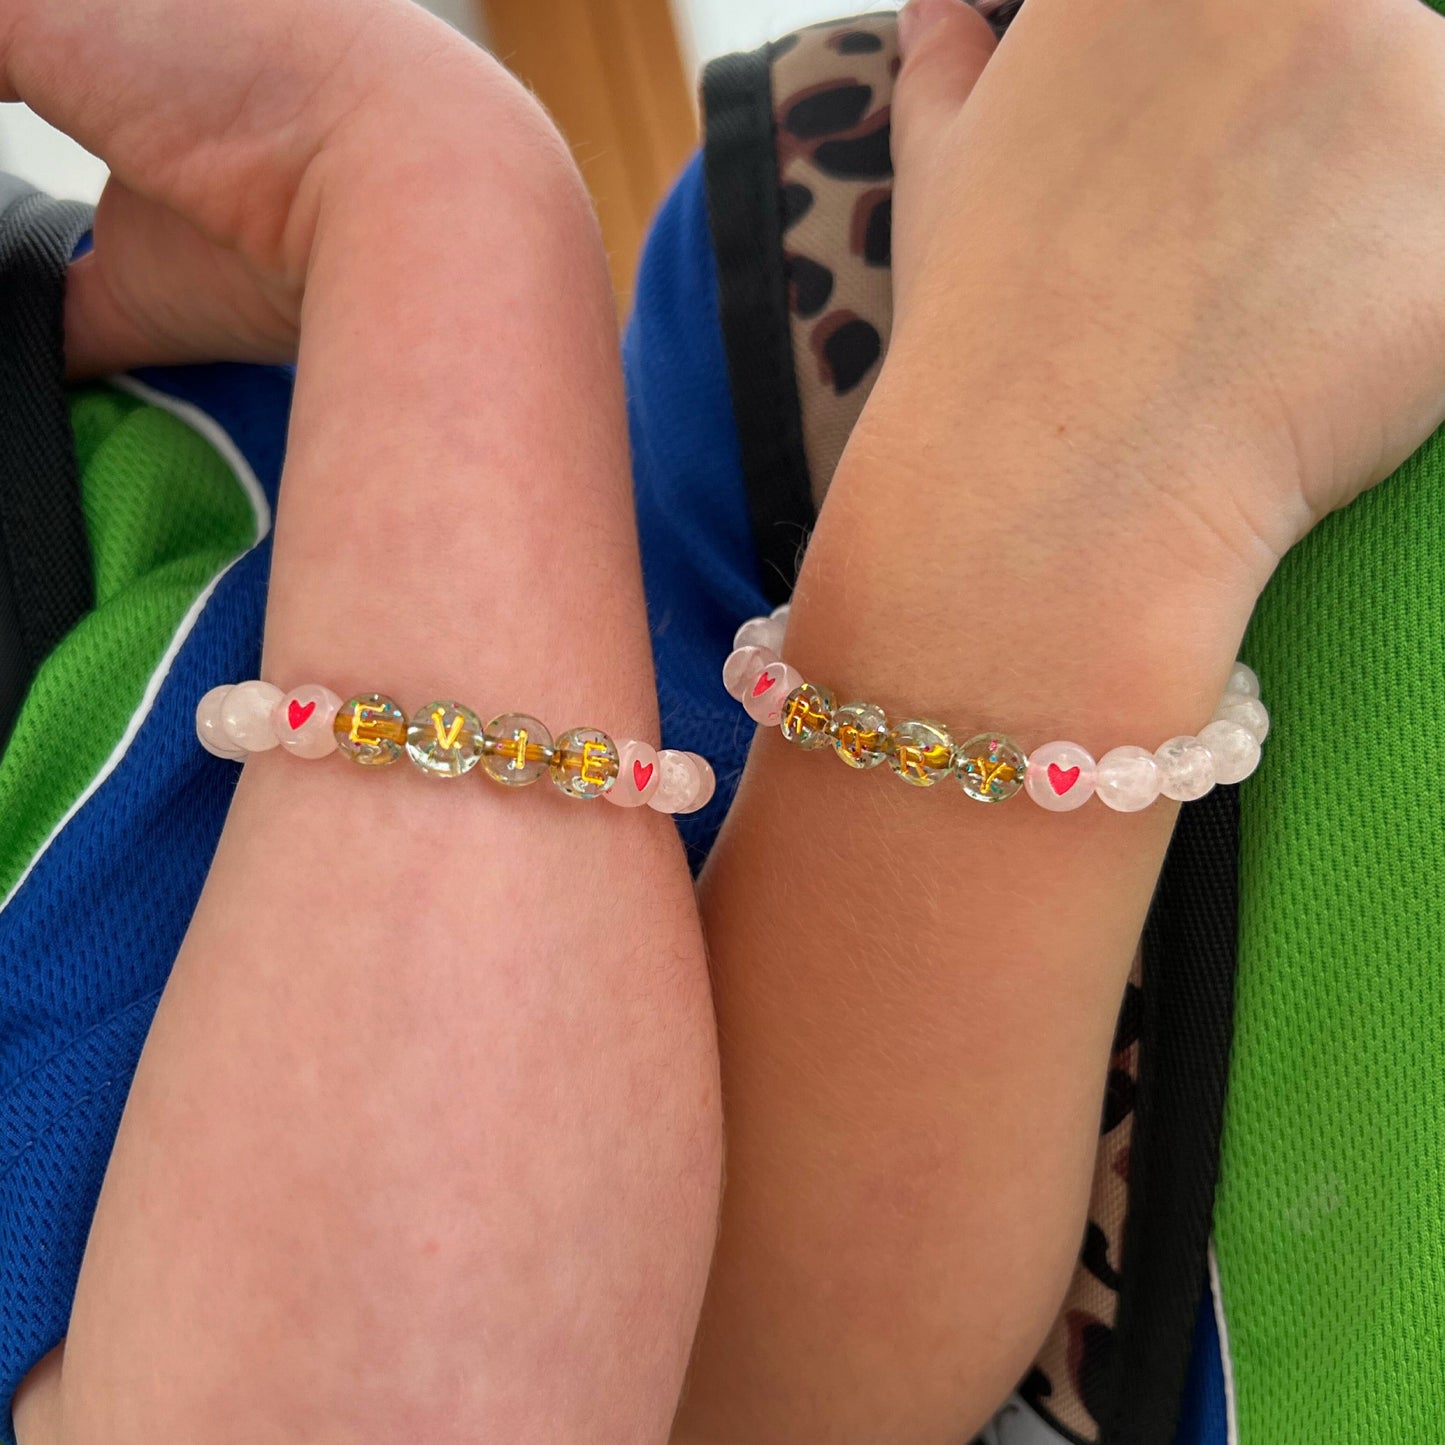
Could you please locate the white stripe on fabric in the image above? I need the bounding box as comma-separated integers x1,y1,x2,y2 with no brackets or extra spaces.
107,374,273,544
976,1394,1078,1445
1209,1240,1241,1445
0,375,270,916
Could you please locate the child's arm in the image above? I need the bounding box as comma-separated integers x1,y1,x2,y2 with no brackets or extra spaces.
677,0,1445,1438
4,3,720,1442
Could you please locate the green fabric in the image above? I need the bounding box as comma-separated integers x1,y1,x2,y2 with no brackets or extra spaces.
0,385,256,899
1217,11,1445,1434
1219,406,1445,1438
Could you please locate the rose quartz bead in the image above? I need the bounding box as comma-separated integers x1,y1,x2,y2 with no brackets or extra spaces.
722,645,779,701
1095,745,1163,812
742,661,804,728
675,754,716,814
605,739,662,808
220,680,283,752
196,685,246,761
272,684,343,759
1213,691,1271,744
1199,719,1262,785
1227,662,1261,700
1024,741,1097,812
769,602,792,626
733,614,786,654
1155,735,1217,802
648,749,704,813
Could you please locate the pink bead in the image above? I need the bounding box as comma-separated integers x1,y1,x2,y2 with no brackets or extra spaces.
741,661,804,728
606,739,662,808
196,685,246,761
723,645,779,701
733,614,786,653
675,754,716,814
1095,745,1163,812
648,750,704,813
1024,741,1098,812
272,684,343,760
220,680,284,752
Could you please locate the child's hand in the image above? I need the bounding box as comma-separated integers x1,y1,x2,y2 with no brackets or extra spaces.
2,0,566,375
877,0,1445,596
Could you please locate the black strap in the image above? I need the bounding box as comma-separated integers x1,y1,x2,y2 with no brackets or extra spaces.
1103,782,1241,1445
701,48,817,606
0,177,95,751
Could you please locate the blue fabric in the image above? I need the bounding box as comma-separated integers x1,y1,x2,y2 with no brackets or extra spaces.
624,151,770,865
1174,1270,1230,1445
0,362,289,1436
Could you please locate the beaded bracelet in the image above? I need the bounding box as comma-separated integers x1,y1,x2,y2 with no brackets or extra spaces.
725,607,1269,812
195,683,716,815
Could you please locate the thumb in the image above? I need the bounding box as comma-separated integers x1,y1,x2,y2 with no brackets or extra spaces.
894,0,996,163
892,0,997,302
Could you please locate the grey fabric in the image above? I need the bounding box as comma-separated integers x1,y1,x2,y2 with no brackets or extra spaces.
0,175,95,751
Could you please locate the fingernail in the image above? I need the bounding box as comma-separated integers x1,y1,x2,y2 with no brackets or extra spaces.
898,0,952,57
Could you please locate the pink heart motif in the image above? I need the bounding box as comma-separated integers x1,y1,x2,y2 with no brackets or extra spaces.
751,671,776,698
633,760,654,792
1048,763,1081,795
287,699,316,731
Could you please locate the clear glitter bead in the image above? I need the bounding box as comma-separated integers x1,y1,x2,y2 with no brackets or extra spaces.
649,749,704,813
1025,741,1097,812
1095,745,1163,812
221,680,283,752
887,719,954,787
273,685,342,760
723,645,779,701
481,713,553,787
406,700,484,779
1198,719,1262,785
196,685,246,760
334,693,407,766
743,662,804,727
732,615,786,654
550,727,619,799
1227,662,1261,699
1155,735,1217,802
1213,692,1271,744
780,683,835,749
955,732,1028,803
830,701,889,769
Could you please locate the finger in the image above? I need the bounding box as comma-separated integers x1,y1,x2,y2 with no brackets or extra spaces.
63,179,299,378
894,0,997,177
892,0,998,305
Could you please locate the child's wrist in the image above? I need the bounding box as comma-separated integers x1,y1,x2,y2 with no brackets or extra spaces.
796,416,1272,749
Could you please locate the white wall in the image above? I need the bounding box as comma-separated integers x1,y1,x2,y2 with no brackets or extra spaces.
673,0,897,71
0,2,899,204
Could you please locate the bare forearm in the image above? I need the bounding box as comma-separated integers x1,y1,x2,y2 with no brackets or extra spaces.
677,384,1262,1442
55,84,720,1445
